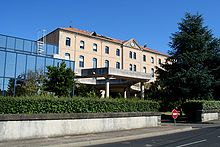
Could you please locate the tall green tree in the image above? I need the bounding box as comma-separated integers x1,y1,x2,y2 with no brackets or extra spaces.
44,61,75,97
157,13,220,101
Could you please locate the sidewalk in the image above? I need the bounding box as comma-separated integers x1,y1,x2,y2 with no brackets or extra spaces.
0,124,193,147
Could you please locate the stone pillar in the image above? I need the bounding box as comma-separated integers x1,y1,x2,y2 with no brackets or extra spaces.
105,78,110,98
141,82,145,99
124,88,127,98
124,86,131,98
100,90,105,98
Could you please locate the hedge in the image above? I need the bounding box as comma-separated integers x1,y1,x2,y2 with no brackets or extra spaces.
0,96,160,114
182,100,220,121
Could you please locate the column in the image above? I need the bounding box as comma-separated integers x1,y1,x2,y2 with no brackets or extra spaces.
124,88,127,98
100,90,105,98
141,82,145,99
105,78,110,98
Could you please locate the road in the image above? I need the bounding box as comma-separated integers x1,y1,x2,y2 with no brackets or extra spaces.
94,125,220,147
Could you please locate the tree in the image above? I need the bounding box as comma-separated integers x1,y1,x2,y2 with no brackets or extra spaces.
44,61,75,97
7,70,45,96
157,13,220,101
75,83,101,98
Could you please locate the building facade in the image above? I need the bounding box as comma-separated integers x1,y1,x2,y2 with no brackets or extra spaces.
0,34,74,96
45,27,168,98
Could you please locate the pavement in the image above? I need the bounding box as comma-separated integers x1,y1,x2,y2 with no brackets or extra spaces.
0,123,194,147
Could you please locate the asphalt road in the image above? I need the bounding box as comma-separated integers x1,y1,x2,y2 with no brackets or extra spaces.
94,125,220,147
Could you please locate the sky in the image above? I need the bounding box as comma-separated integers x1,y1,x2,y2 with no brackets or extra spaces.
0,0,220,54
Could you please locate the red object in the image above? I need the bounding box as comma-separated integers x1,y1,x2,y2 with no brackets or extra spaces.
172,109,178,119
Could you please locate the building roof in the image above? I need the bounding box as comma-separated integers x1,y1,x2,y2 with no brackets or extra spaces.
62,27,123,44
60,27,168,57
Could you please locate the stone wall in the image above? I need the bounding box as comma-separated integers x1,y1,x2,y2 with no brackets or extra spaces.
0,112,160,141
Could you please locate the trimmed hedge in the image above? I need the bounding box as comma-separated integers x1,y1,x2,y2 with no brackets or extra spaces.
0,96,159,114
182,100,220,121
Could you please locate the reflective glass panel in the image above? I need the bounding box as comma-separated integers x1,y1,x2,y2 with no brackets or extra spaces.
46,44,54,55
0,78,3,96
6,37,15,50
4,78,15,96
65,60,71,68
32,42,37,54
36,56,45,71
46,58,54,67
0,51,6,76
70,61,74,70
26,55,36,72
0,35,6,48
5,52,16,78
16,54,26,77
54,59,62,67
15,38,24,51
54,46,58,54
24,40,32,52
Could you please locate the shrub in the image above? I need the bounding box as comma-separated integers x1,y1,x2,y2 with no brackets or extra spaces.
0,96,159,114
182,100,220,121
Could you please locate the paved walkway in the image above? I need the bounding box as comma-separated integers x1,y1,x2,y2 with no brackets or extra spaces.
0,124,193,147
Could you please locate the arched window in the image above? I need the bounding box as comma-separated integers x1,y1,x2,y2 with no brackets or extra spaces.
151,57,154,63
105,46,109,54
143,67,146,73
158,58,161,65
129,51,132,58
143,55,146,62
93,58,97,68
133,64,136,71
80,40,84,49
79,55,84,67
151,68,154,77
93,43,97,51
65,53,70,60
133,52,136,59
129,64,132,71
116,62,120,69
116,49,120,56
105,60,109,68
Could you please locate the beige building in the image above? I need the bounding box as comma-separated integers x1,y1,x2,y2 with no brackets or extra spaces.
45,27,168,98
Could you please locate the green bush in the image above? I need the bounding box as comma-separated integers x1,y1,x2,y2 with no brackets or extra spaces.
0,96,159,114
182,100,220,121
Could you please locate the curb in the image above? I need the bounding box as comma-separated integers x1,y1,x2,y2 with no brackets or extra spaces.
51,127,193,147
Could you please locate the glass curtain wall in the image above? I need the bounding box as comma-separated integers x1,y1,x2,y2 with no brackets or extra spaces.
0,34,74,96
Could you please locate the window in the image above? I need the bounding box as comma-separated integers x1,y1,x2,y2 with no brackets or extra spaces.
151,57,154,63
129,51,132,59
80,40,84,49
66,37,71,46
79,55,84,67
105,60,109,68
143,55,146,62
151,68,154,77
158,58,161,65
116,62,120,69
116,49,120,56
105,46,109,54
93,43,97,52
129,64,132,71
65,53,70,60
134,65,136,71
133,52,136,59
143,67,146,73
92,58,97,68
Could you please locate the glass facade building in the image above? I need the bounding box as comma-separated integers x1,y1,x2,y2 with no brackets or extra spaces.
0,34,74,96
